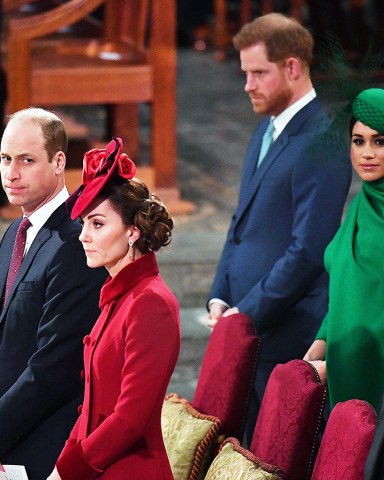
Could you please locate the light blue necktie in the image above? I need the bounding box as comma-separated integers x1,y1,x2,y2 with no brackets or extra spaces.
257,120,275,167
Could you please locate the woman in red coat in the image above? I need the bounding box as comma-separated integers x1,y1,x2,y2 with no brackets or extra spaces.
47,138,180,480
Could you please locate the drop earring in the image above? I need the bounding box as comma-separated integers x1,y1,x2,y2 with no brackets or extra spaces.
128,240,135,261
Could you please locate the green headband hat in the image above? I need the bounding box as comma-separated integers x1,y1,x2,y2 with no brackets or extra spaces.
352,88,384,133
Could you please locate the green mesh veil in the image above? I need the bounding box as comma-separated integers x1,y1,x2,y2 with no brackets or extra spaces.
314,31,384,136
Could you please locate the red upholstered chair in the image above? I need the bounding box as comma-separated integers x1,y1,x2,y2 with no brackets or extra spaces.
162,313,260,480
192,313,261,440
311,399,376,480
250,359,327,480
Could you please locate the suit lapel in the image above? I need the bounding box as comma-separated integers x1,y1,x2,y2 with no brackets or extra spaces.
0,204,68,320
0,220,21,302
235,99,322,229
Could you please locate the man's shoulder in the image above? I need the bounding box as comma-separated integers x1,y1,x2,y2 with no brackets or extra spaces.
57,212,82,235
294,98,327,130
293,100,346,147
46,203,82,237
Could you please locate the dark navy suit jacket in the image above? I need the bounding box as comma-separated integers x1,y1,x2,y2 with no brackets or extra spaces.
365,395,384,480
209,98,352,362
0,202,107,480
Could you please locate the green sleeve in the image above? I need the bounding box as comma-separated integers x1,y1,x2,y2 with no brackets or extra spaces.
315,312,328,341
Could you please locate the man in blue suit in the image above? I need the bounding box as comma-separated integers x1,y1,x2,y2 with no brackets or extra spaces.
0,108,107,479
206,13,352,443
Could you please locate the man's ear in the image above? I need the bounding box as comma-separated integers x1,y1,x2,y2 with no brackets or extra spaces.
53,151,66,174
284,57,302,80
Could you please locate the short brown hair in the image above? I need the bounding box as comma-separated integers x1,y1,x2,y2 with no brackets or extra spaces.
7,107,68,160
233,13,313,68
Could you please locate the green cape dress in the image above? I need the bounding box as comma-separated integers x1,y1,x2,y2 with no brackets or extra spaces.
316,177,384,411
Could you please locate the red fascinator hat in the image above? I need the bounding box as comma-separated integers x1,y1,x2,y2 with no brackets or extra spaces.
70,137,136,219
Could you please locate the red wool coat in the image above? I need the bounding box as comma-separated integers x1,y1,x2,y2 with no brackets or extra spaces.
56,252,180,479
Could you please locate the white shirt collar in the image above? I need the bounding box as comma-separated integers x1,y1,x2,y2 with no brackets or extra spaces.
25,187,70,253
271,88,316,140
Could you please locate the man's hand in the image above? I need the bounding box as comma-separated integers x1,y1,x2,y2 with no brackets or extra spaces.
222,307,239,317
303,339,326,361
206,302,227,329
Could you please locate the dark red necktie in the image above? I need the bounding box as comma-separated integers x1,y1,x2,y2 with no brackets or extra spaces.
3,217,32,304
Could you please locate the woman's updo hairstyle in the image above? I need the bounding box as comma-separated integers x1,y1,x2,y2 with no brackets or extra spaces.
98,176,173,253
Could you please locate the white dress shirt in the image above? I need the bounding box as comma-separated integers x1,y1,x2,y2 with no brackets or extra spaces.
24,187,70,255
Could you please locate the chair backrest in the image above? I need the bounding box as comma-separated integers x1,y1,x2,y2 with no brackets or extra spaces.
103,0,148,47
5,0,146,110
192,313,261,440
3,0,40,12
311,399,376,480
250,360,327,480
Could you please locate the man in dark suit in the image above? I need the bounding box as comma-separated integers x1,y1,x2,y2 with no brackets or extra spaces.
0,108,107,479
206,13,352,443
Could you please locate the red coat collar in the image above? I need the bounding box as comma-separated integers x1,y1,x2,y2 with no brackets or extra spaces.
99,252,159,308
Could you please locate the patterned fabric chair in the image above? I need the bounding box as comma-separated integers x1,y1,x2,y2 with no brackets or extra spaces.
162,313,260,480
311,399,376,480
162,393,221,480
192,313,261,440
250,359,327,480
204,437,285,480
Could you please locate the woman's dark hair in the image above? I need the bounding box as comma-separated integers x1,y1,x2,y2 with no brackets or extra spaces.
97,176,173,253
350,115,357,135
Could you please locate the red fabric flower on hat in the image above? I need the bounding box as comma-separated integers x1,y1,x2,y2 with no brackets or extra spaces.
82,148,109,185
82,148,136,185
70,137,137,220
117,153,136,179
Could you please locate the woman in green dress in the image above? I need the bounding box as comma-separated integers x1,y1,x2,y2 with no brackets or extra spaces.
304,88,384,411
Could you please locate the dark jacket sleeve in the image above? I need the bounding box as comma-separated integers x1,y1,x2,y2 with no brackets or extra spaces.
365,395,384,480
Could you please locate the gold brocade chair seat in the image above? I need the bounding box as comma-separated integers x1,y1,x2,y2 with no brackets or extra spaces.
162,313,261,480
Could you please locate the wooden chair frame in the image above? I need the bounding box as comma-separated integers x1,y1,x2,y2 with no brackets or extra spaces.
5,0,177,190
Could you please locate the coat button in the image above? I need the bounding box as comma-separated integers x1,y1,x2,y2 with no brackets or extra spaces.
77,405,83,415
83,335,91,346
234,236,241,245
